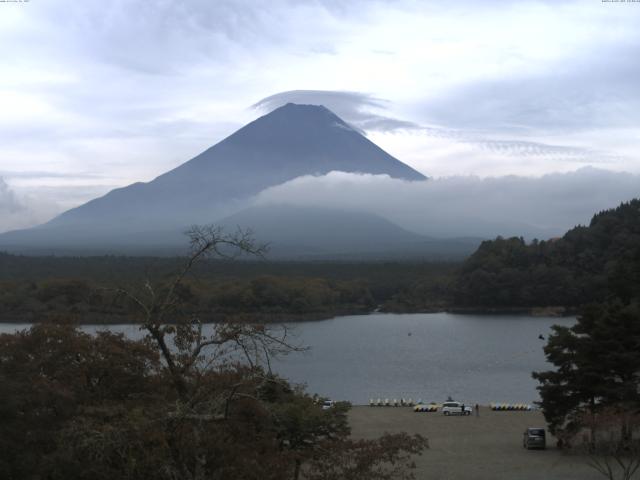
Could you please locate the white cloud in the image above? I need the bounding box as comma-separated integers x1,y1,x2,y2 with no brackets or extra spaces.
0,178,24,215
253,169,640,239
253,90,419,133
1,0,640,226
0,177,65,234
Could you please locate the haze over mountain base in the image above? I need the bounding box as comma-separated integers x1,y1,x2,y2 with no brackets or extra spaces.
1,104,639,259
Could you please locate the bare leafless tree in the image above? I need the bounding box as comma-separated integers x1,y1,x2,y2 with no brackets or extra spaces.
580,408,640,480
114,225,302,399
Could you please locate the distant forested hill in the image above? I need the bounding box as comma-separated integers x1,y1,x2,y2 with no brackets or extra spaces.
3,199,639,320
0,254,456,322
451,199,640,308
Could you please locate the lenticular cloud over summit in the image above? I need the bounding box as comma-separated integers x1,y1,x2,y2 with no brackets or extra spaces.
253,168,640,240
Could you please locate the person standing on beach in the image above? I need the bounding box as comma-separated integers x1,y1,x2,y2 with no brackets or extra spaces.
475,403,480,417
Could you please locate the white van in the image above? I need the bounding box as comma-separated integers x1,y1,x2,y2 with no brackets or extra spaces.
442,401,472,416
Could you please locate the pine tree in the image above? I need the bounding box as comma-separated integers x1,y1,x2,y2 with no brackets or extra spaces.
533,301,640,441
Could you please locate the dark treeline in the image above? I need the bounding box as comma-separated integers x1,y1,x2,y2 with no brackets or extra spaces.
0,254,457,322
528,202,640,460
451,199,640,309
0,227,428,479
4,198,639,322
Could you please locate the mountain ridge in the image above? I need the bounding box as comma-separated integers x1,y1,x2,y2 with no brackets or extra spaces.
0,103,429,256
44,103,425,229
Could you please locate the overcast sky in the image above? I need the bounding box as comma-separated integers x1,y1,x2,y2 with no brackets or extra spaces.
1,0,640,232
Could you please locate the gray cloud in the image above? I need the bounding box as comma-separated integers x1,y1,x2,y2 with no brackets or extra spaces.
253,168,640,239
418,41,640,133
0,1,366,197
460,139,620,164
0,180,112,234
0,170,108,180
30,1,298,75
0,178,25,215
254,90,613,163
1,0,639,229
253,90,420,133
0,177,40,234
471,140,585,158
408,127,606,162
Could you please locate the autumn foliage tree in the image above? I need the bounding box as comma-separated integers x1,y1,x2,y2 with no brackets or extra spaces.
0,226,427,480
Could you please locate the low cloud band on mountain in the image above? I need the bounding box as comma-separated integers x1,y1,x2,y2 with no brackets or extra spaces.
253,167,640,240
0,177,30,233
0,177,73,234
2,100,639,256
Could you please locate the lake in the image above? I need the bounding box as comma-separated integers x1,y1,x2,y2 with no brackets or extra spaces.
0,313,574,405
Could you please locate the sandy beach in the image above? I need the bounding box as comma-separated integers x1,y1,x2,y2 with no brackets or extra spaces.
349,406,602,480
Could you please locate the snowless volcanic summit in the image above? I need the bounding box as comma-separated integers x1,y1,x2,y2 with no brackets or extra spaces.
0,103,426,253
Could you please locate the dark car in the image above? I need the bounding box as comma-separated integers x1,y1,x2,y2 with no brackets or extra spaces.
523,427,546,449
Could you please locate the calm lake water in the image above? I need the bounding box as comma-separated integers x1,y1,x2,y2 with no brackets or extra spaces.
0,313,574,405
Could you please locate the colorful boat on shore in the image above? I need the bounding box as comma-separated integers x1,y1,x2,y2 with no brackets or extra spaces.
490,403,532,411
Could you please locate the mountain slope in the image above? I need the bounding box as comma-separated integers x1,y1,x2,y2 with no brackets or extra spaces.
219,205,481,259
0,103,426,252
219,205,425,255
48,103,425,229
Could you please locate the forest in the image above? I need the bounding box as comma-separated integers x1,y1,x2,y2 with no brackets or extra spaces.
0,227,428,479
2,202,640,477
0,254,455,323
451,199,640,309
1,199,640,323
529,203,640,467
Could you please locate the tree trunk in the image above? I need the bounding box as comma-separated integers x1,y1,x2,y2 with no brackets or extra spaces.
589,398,597,452
621,419,631,445
293,458,301,480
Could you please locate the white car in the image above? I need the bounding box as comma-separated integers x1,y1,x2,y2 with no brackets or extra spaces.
442,401,472,416
321,400,334,410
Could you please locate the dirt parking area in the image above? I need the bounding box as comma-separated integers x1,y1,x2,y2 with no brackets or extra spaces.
349,406,602,480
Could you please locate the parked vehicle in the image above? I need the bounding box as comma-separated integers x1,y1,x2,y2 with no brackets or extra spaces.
321,400,334,410
442,401,472,416
523,427,546,449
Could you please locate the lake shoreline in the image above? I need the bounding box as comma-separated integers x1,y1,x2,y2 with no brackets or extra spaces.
0,304,577,324
0,312,576,404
